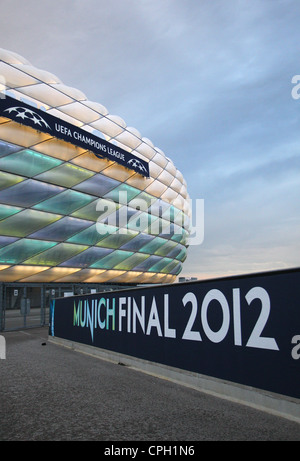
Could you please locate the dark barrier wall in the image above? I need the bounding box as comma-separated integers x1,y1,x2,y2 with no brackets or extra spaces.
49,268,300,400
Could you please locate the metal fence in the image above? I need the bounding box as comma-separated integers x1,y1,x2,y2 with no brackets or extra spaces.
0,282,136,331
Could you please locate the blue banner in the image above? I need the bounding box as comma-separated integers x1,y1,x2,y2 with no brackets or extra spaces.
49,268,300,400
0,95,150,177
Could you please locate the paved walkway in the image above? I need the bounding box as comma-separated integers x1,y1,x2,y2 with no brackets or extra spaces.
1,327,300,441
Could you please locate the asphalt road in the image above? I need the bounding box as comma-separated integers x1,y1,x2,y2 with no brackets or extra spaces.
0,327,299,442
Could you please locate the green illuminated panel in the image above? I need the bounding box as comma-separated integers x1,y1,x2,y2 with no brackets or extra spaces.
71,200,99,221
159,222,175,240
139,237,168,254
133,255,161,271
161,259,180,274
95,223,118,243
162,205,181,223
154,240,178,257
0,149,62,177
71,199,119,222
34,189,95,215
35,163,94,187
23,243,88,266
167,244,184,259
67,224,103,246
115,253,149,271
144,215,161,235
127,212,158,233
0,204,23,221
74,173,120,197
148,199,170,218
29,216,93,242
149,257,173,273
171,226,188,244
0,239,57,264
0,209,62,237
0,171,25,191
104,184,141,204
128,191,156,210
159,218,174,233
173,210,185,227
59,247,113,268
175,248,187,262
170,262,182,275
90,250,133,270
120,233,154,251
0,179,64,207
0,236,18,248
96,229,138,249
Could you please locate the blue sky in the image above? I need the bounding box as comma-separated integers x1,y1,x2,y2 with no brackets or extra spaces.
1,0,300,279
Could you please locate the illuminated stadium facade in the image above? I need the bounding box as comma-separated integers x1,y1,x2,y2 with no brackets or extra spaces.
0,48,191,329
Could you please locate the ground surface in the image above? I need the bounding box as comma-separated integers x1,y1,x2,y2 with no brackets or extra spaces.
1,327,299,441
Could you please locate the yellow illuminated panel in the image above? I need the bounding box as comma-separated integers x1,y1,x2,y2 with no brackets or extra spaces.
20,267,81,282
84,270,125,283
0,121,51,147
0,265,50,282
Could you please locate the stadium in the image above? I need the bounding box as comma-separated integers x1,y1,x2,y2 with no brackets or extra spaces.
0,48,190,329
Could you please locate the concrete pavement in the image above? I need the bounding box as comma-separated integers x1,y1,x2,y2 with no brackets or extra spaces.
1,327,300,441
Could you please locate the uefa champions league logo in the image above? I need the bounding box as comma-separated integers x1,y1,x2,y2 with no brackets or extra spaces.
127,158,148,175
4,106,51,130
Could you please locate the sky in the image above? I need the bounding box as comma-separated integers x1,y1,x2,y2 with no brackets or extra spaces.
0,0,299,280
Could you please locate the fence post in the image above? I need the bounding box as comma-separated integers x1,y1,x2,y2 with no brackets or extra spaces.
0,284,3,331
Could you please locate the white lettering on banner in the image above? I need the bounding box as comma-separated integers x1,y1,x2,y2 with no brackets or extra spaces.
55,123,72,138
72,286,279,351
181,286,279,351
245,287,279,350
54,122,106,152
119,294,175,338
164,294,176,338
107,146,125,161
55,123,109,153
201,289,230,343
182,292,202,341
74,130,107,151
132,296,145,334
146,297,163,337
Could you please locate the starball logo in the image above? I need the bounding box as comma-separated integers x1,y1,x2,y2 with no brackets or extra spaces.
4,106,51,130
127,158,148,175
